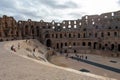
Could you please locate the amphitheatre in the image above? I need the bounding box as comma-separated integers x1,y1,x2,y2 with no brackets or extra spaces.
0,10,120,80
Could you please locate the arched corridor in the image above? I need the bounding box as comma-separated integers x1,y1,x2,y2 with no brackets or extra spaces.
111,44,114,50
46,39,52,47
118,44,120,51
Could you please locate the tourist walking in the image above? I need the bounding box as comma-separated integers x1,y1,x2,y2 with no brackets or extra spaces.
85,56,87,60
81,55,83,59
18,43,20,49
11,45,16,52
33,48,36,52
65,53,68,59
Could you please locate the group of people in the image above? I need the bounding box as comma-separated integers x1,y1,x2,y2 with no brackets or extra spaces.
65,53,88,60
77,55,88,60
10,43,20,52
11,45,16,52
75,53,88,60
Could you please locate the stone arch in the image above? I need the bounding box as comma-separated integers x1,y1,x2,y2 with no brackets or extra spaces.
111,44,114,50
60,34,62,38
57,43,59,49
78,33,80,38
105,44,108,46
95,33,97,37
105,44,108,50
88,42,91,47
82,42,86,46
73,42,76,46
101,32,104,37
61,43,63,48
114,32,117,37
56,34,58,38
74,50,76,53
36,26,39,36
31,26,34,34
25,25,29,35
118,44,120,51
45,34,50,38
99,44,102,49
83,33,85,38
69,33,71,38
93,42,97,49
46,39,52,47
0,39,3,42
65,42,67,46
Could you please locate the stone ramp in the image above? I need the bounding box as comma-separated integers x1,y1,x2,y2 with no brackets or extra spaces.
0,40,116,80
4,39,48,62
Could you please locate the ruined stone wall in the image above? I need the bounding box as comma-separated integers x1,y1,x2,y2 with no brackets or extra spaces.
0,15,19,41
0,10,120,56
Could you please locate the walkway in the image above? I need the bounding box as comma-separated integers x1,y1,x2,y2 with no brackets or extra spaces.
70,56,120,73
0,41,112,80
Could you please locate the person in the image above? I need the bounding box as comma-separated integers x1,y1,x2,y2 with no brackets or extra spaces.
80,55,81,59
11,45,14,51
11,45,16,52
26,40,27,42
32,52,35,56
75,53,79,58
85,56,87,60
65,53,68,59
81,55,83,59
18,43,20,49
33,48,36,52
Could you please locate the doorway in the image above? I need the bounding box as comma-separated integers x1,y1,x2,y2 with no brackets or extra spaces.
46,39,52,47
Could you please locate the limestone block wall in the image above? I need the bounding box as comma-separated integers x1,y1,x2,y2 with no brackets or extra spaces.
0,10,120,56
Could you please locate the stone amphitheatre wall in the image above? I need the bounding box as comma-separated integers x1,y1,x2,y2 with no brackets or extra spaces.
0,10,120,57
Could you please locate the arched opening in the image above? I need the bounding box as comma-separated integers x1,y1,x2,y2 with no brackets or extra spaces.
83,33,85,38
82,42,86,46
95,33,97,37
46,39,52,47
105,44,108,50
118,44,120,51
101,32,104,37
88,42,91,47
73,42,76,46
99,44,102,49
31,26,34,34
114,32,117,37
65,42,67,46
25,25,29,35
69,33,71,38
0,39,3,42
64,50,67,53
45,34,50,38
111,44,114,50
52,34,54,38
61,43,63,48
56,34,58,38
94,42,97,49
57,43,59,49
74,50,76,53
60,34,62,38
107,32,110,36
78,33,80,38
36,26,39,37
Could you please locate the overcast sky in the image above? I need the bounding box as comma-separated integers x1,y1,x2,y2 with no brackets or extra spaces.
0,0,120,22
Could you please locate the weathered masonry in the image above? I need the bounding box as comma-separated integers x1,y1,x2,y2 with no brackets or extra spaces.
0,10,120,56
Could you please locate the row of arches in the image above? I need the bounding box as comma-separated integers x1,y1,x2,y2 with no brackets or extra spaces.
45,31,119,39
53,41,120,51
24,25,40,37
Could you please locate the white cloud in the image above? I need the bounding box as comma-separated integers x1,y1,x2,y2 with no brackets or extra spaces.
0,0,120,22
